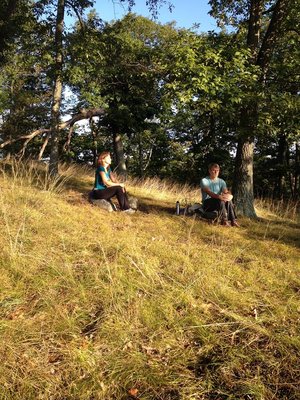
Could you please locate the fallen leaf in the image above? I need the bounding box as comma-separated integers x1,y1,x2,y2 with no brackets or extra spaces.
128,388,138,397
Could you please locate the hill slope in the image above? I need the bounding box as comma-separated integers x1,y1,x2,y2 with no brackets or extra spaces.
0,162,299,400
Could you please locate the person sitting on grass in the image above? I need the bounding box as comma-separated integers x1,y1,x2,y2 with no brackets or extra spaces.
200,163,239,227
93,151,135,214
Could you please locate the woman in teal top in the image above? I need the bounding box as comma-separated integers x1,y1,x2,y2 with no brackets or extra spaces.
93,151,134,213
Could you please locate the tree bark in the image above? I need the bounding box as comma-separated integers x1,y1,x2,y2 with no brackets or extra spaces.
234,137,256,217
247,0,262,55
49,0,65,176
113,132,127,177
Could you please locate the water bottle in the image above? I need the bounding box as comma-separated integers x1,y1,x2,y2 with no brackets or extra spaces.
176,201,180,215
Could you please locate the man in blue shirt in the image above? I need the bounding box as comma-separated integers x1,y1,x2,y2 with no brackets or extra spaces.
200,163,239,227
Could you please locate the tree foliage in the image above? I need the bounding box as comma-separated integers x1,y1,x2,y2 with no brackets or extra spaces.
0,0,299,202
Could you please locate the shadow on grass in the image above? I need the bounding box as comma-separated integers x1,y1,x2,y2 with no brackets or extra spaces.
136,195,175,215
64,178,300,249
62,175,93,194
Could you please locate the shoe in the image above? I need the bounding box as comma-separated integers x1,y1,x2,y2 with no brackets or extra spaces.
221,219,231,226
231,220,240,227
108,200,118,211
122,208,136,214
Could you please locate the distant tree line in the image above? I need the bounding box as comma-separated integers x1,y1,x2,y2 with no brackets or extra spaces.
0,0,299,216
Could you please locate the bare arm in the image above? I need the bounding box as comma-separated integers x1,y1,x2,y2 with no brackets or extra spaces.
109,171,118,183
202,187,228,200
202,187,223,200
99,171,124,188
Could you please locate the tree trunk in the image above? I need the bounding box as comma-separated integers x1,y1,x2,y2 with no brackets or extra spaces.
233,0,261,218
49,0,65,176
233,136,256,217
287,141,300,200
233,0,291,217
138,132,144,177
294,142,299,199
246,0,262,56
89,118,98,167
113,132,127,177
273,134,288,198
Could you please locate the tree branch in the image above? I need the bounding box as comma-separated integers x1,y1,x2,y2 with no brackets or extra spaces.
38,133,51,160
65,0,85,30
0,128,51,149
256,0,292,72
63,125,74,152
0,108,106,150
59,107,105,129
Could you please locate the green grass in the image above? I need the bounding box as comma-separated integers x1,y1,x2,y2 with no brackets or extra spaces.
0,160,299,400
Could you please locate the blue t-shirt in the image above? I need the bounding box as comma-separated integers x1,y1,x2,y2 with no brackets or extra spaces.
94,166,112,190
200,177,227,202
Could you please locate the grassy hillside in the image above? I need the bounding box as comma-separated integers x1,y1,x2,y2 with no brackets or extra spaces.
0,161,299,400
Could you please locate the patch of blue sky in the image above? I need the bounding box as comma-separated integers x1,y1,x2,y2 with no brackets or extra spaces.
65,0,220,33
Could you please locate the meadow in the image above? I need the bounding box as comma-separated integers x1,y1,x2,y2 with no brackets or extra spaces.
0,161,299,400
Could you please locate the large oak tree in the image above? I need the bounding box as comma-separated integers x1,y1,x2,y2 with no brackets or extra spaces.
209,0,295,216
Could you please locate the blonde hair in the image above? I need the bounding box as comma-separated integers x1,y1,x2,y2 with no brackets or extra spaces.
97,151,110,166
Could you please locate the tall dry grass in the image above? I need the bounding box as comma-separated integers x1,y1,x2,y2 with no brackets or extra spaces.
0,161,299,400
255,196,299,221
128,176,199,205
0,158,79,193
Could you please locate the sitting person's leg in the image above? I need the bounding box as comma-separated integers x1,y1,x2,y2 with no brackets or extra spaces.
93,186,130,211
203,198,219,212
115,186,130,211
225,201,239,226
203,198,228,223
93,186,116,201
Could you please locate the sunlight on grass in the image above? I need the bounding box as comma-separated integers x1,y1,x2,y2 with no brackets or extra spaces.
255,197,299,222
127,176,200,205
0,161,299,399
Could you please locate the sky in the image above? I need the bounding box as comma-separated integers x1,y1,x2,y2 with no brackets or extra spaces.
88,0,218,32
